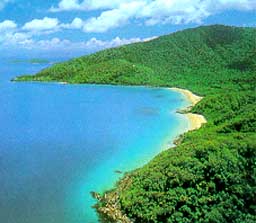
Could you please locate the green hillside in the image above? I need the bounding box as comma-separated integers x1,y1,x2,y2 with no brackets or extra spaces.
15,25,256,222
15,25,255,93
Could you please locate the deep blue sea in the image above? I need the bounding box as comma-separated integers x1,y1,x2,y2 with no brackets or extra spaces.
0,59,189,223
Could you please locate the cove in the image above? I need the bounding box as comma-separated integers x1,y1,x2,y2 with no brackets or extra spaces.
0,59,189,222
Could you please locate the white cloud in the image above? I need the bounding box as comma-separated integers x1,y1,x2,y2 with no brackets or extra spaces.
83,36,157,50
1,0,255,52
61,17,84,29
84,0,133,10
50,0,132,12
22,17,60,32
3,32,32,46
0,20,17,31
83,1,145,32
0,20,18,44
0,0,11,10
50,0,256,32
1,33,158,52
50,0,81,12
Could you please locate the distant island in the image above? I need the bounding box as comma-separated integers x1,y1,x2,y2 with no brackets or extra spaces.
15,25,256,223
10,58,50,64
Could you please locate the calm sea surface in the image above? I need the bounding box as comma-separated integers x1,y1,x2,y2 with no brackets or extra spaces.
0,59,189,222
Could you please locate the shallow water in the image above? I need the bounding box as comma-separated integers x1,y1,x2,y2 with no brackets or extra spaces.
0,59,189,222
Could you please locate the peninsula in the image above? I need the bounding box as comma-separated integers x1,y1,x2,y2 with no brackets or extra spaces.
15,25,256,223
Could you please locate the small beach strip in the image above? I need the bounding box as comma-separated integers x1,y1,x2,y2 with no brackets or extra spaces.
170,87,207,131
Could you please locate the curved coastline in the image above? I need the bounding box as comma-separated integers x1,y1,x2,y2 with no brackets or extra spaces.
170,87,207,132
10,25,256,223
94,87,207,222
14,80,206,132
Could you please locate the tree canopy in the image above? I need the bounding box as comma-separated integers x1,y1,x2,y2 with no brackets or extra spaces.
15,25,256,223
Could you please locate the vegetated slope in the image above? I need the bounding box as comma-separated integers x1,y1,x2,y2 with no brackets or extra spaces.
16,25,256,223
16,25,255,94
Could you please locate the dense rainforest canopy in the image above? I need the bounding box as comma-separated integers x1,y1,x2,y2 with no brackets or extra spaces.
16,25,256,223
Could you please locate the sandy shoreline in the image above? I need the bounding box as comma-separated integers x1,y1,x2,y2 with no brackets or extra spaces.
170,87,207,131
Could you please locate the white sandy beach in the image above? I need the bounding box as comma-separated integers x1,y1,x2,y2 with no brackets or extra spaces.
170,87,207,131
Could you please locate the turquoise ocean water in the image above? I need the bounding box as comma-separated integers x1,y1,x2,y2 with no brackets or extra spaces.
0,59,189,222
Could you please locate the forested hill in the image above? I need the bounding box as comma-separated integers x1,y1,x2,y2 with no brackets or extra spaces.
16,25,256,223
16,25,255,94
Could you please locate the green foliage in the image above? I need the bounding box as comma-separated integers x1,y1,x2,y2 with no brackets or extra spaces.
118,134,256,223
15,25,256,222
16,25,256,94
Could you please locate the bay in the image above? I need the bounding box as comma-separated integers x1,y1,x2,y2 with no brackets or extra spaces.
0,59,189,222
